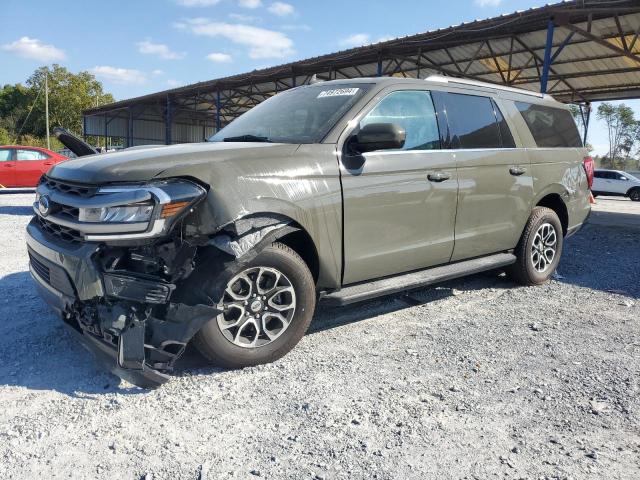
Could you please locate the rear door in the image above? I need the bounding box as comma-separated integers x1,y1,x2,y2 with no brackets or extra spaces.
434,91,533,261
0,148,16,187
341,88,458,284
15,148,52,187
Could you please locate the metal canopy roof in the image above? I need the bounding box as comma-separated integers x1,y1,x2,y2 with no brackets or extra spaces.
83,0,640,146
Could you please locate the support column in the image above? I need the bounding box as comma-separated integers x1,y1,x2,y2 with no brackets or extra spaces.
583,103,591,146
377,54,383,77
128,108,133,147
103,113,107,150
216,90,221,132
165,95,172,145
82,116,87,142
540,19,555,94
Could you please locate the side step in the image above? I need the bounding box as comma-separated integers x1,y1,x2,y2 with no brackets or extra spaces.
321,253,516,306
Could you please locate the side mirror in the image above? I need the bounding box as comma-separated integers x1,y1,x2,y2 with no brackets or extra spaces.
351,123,406,154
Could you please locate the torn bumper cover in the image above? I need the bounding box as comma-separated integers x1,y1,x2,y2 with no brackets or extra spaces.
26,220,220,388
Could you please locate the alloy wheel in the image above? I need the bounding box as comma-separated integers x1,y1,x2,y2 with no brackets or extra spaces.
531,222,557,273
216,267,296,348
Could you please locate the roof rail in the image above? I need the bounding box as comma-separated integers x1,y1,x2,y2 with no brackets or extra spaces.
426,75,546,99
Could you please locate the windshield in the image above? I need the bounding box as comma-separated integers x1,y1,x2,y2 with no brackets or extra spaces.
209,83,371,144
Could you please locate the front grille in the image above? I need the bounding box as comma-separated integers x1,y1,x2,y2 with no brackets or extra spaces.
41,177,98,198
57,204,80,221
29,252,51,283
36,216,83,243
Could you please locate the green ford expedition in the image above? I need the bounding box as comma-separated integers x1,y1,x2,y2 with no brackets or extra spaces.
26,76,593,387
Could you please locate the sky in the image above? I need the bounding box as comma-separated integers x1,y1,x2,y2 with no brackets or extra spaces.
1,0,638,155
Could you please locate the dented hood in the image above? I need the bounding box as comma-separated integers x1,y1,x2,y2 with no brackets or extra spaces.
47,142,299,184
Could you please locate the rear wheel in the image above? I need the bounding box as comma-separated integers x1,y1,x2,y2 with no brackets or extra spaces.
507,207,563,286
629,188,640,202
193,242,316,368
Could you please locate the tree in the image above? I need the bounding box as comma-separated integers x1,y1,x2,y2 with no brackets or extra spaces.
25,65,115,138
596,102,639,169
0,65,114,146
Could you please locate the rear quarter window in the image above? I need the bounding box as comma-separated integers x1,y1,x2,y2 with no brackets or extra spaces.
516,102,582,148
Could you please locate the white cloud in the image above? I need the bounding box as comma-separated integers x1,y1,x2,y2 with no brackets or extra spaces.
91,66,146,84
175,0,220,6
229,13,260,22
152,69,164,75
474,0,502,6
136,40,185,60
339,33,370,48
207,52,233,62
268,2,294,16
1,36,65,62
239,0,262,8
177,19,294,58
167,79,184,87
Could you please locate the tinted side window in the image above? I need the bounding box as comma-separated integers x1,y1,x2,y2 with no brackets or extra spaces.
516,102,582,148
594,171,605,178
0,149,12,161
360,90,440,150
17,149,48,161
492,100,516,148
442,93,502,149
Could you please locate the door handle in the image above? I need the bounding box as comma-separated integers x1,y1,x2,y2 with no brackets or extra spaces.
427,172,451,182
509,166,526,176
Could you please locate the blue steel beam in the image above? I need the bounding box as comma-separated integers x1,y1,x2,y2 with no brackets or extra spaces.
165,95,172,145
215,90,221,132
540,19,555,94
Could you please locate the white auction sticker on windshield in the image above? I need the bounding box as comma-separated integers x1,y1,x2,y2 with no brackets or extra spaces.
317,88,359,98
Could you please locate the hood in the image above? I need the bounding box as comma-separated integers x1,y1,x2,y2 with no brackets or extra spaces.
52,127,98,156
47,142,300,185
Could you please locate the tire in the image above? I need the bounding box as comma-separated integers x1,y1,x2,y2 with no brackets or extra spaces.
507,207,563,286
193,242,316,369
629,188,640,202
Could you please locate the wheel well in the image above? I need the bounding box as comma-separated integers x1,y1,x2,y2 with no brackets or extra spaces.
627,186,640,196
277,227,320,284
536,194,568,235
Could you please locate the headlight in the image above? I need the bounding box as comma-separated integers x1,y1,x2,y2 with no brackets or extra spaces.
79,202,154,223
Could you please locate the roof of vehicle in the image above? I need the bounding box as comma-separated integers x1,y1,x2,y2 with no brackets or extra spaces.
297,76,563,105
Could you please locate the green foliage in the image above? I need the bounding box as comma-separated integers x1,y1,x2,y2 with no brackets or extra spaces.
0,64,114,148
596,102,640,170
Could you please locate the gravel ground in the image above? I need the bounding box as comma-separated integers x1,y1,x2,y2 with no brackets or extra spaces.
0,192,639,479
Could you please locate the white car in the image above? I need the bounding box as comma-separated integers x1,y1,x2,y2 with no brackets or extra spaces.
592,169,640,201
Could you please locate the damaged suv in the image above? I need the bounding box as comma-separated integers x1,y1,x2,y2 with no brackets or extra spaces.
27,76,592,387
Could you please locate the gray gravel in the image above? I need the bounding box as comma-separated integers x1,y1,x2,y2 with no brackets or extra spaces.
1,192,639,479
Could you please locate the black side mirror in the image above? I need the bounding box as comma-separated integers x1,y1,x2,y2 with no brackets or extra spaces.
351,123,406,154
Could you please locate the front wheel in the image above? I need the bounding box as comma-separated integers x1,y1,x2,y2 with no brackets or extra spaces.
629,188,640,202
193,242,316,369
507,207,563,286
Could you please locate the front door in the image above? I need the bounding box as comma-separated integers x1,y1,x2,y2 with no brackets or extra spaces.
341,89,458,285
0,148,16,187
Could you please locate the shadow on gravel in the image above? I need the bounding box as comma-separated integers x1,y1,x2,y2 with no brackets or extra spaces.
558,223,640,299
0,271,148,397
0,189,34,195
0,205,33,216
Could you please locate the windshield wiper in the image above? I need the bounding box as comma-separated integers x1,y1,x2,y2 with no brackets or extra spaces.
222,134,272,143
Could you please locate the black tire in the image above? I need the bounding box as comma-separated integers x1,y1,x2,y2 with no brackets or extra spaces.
629,188,640,202
192,242,316,369
507,207,563,286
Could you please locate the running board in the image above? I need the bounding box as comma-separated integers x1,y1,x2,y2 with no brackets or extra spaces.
322,253,516,306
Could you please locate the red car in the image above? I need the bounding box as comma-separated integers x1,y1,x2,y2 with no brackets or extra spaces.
0,146,67,188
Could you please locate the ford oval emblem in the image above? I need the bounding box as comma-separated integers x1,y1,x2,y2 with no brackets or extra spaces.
38,195,51,217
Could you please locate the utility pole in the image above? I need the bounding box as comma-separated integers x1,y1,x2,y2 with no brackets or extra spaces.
45,70,50,150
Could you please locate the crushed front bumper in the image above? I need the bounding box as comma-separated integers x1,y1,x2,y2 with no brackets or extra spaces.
26,219,219,388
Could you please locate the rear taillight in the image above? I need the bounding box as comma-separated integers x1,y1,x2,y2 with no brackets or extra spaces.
583,156,594,189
